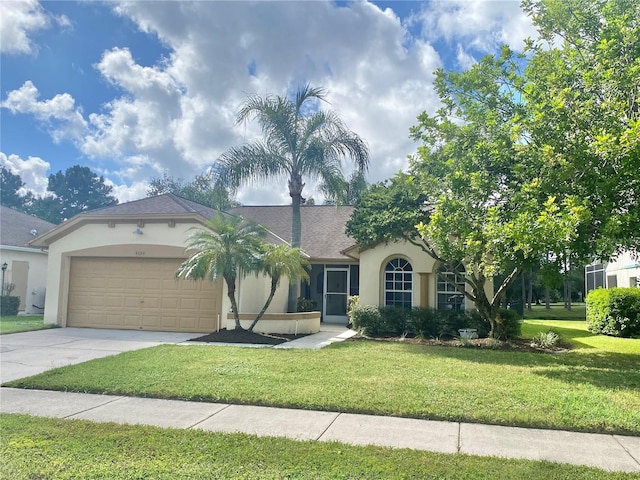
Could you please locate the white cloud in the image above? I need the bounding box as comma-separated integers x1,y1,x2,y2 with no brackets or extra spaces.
1,81,88,143
414,0,535,64
101,0,444,203
3,1,538,205
0,0,69,55
0,152,51,196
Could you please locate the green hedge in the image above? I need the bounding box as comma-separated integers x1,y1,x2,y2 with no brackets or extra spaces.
350,304,519,339
0,296,20,316
586,288,640,337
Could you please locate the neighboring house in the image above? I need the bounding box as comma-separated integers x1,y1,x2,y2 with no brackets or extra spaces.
0,206,56,314
30,194,490,333
585,251,640,295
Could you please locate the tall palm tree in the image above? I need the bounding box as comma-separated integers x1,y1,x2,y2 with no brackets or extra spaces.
217,84,370,311
175,214,266,330
247,244,311,332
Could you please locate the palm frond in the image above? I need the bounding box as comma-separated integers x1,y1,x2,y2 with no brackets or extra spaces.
217,142,289,190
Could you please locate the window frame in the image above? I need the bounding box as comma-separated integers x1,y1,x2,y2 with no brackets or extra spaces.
383,257,413,308
436,263,466,311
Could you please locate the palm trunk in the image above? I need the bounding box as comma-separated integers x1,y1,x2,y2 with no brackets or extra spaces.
248,277,278,332
225,276,243,330
287,173,304,313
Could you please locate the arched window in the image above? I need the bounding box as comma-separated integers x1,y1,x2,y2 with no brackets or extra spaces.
437,263,466,311
384,258,413,308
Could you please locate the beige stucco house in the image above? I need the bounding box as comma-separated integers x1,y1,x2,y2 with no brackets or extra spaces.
30,194,487,333
0,206,56,314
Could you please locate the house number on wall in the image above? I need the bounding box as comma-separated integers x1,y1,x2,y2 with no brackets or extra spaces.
135,251,145,256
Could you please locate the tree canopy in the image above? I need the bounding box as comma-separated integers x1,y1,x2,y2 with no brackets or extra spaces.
347,0,639,335
1,165,118,224
522,0,640,257
147,169,238,211
0,166,26,209
45,165,118,222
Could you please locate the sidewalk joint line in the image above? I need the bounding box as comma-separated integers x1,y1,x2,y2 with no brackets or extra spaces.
457,423,461,453
315,411,342,441
63,395,125,419
613,435,640,467
188,403,232,429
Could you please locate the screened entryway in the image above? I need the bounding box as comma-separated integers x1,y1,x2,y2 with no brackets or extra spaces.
302,264,359,323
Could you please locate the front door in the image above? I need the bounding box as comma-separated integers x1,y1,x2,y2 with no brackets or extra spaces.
324,267,349,324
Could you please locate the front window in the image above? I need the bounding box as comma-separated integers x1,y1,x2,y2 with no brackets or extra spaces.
437,263,466,311
585,263,606,293
384,258,413,308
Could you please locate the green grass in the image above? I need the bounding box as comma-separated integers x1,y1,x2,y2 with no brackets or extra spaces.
524,303,586,320
7,320,639,435
1,414,634,480
0,315,55,334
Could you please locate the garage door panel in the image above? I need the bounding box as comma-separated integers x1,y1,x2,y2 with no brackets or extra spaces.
68,257,222,333
161,297,179,309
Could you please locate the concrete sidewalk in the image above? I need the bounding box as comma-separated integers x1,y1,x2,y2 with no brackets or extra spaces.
1,387,639,473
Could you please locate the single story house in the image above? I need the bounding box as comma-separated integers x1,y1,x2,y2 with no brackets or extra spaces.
30,194,488,333
0,206,56,314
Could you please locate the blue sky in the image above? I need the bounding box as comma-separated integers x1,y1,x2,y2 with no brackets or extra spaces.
1,0,534,204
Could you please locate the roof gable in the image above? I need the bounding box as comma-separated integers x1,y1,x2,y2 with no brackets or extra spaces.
0,206,56,248
87,193,218,218
29,194,221,247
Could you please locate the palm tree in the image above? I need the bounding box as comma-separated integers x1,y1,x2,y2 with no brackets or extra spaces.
247,244,311,332
321,170,368,206
217,84,370,311
175,214,266,330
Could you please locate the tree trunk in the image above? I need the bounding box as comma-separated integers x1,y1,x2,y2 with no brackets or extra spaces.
527,271,533,311
248,278,277,332
287,173,304,313
564,276,572,311
225,277,244,330
545,287,550,310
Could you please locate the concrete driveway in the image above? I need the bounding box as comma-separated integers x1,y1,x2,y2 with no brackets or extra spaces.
0,328,198,383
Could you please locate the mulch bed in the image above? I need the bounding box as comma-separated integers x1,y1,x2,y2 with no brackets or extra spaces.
189,329,310,345
348,334,571,353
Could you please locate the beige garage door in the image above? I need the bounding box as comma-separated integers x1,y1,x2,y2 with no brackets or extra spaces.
67,257,222,333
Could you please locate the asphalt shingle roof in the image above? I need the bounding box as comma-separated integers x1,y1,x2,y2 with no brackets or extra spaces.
1,206,56,248
87,193,218,219
230,205,355,261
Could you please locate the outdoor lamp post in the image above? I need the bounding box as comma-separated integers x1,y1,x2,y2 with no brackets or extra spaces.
1,262,7,296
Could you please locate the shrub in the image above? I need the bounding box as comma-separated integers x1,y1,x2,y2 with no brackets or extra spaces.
492,308,522,340
352,304,493,339
379,306,409,335
408,307,440,338
465,310,491,338
350,304,384,336
530,330,560,348
1,296,20,316
586,288,640,337
438,310,472,339
296,297,317,312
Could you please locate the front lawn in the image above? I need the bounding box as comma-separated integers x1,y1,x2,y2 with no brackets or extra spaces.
6,320,639,435
0,315,54,334
524,303,586,321
0,414,633,480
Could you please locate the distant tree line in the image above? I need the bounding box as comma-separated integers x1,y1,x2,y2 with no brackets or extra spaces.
1,165,118,224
